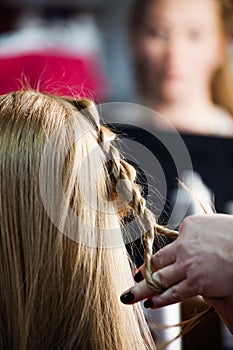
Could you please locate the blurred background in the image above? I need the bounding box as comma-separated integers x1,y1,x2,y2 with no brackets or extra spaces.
0,0,135,102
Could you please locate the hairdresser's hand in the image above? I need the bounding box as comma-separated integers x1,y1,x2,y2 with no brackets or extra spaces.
120,214,233,308
205,295,233,334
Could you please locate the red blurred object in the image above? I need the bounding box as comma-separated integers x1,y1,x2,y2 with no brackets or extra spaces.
0,51,109,100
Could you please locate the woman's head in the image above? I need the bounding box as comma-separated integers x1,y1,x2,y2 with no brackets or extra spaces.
0,90,155,349
129,0,233,114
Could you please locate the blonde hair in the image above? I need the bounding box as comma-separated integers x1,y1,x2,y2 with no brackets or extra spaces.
128,0,233,117
0,90,157,350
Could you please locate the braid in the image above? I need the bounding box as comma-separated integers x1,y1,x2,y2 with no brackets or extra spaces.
69,98,178,292
97,124,176,293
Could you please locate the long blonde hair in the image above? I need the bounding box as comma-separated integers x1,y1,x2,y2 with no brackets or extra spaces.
128,0,233,117
0,90,156,350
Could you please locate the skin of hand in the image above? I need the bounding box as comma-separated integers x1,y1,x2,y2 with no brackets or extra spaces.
120,214,233,309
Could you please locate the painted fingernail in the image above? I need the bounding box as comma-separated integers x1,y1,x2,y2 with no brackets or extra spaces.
144,299,154,308
120,292,134,304
134,270,143,283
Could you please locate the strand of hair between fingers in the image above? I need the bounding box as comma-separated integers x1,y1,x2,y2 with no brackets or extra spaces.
155,224,179,240
144,224,170,294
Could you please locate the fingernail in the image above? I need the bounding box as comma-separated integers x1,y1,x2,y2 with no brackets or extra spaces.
120,292,134,304
144,299,154,308
134,270,143,283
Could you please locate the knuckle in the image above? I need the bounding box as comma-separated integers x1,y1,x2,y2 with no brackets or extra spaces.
176,240,187,256
186,275,202,295
152,251,163,269
182,258,193,271
180,216,190,231
180,215,196,233
169,285,180,300
156,270,168,288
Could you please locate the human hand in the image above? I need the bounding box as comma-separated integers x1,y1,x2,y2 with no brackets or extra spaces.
120,214,233,308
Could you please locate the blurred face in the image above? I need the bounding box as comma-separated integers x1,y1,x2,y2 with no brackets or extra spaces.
132,0,226,102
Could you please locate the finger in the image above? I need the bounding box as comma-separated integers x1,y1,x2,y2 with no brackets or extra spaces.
121,262,185,305
134,242,177,283
120,278,158,305
134,265,146,283
151,263,186,290
151,242,177,270
148,279,197,309
134,262,157,283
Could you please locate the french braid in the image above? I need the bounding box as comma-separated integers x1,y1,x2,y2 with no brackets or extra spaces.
97,122,178,293
71,97,178,291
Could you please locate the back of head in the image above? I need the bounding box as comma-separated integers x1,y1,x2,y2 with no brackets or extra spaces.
0,90,155,349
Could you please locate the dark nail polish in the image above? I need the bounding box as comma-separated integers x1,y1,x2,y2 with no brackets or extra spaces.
144,299,154,308
134,271,143,283
120,292,134,304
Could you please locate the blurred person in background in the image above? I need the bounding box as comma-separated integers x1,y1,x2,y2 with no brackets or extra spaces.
125,0,233,349
128,0,233,136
